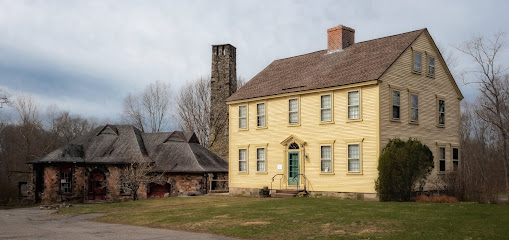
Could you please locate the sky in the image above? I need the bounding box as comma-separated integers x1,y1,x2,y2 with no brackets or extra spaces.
0,0,508,128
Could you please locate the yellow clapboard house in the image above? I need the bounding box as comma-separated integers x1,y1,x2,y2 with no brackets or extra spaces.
225,25,463,199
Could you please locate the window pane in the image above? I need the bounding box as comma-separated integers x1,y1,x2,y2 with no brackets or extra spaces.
321,160,331,172
348,145,360,159
440,147,445,159
239,149,246,161
414,53,422,72
321,146,331,159
440,160,446,172
257,116,265,127
411,94,418,108
239,118,247,128
257,148,265,172
289,99,298,111
348,91,359,105
348,106,360,119
239,161,246,172
289,112,298,124
393,106,400,119
321,109,331,122
392,91,400,106
348,159,360,172
411,109,419,122
453,148,459,160
321,95,331,109
257,103,265,115
239,106,246,117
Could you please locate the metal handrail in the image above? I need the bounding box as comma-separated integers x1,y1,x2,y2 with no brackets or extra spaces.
270,174,285,193
291,174,308,193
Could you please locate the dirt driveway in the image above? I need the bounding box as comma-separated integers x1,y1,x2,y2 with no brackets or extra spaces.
0,207,236,240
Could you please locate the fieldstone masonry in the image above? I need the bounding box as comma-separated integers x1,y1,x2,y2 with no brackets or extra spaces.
209,44,237,160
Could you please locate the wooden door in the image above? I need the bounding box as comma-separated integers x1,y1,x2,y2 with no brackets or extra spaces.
288,152,299,185
88,170,106,200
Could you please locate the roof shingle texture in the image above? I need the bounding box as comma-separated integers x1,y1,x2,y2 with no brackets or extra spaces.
227,29,425,102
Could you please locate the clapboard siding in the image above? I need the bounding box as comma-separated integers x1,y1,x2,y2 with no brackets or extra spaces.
379,32,461,179
229,84,379,193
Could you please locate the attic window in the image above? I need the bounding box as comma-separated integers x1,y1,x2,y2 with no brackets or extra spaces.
414,52,422,73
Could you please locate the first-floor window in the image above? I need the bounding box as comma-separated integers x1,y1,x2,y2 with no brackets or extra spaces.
60,163,73,193
348,144,360,173
321,146,332,172
239,149,247,172
257,148,266,172
453,148,459,171
439,147,446,172
18,182,28,197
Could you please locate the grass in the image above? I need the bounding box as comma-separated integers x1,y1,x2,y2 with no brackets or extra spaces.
59,196,509,239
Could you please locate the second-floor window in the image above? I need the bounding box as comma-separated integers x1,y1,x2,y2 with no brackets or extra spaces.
438,99,445,126
321,95,332,122
348,91,360,120
414,52,422,72
289,99,299,124
239,105,247,129
392,90,400,120
257,103,266,127
428,56,435,76
410,94,419,122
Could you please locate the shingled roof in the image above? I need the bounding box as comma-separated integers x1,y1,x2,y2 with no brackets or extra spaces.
29,125,227,173
226,28,426,102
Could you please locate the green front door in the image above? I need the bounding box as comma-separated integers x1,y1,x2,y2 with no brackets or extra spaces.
288,152,299,185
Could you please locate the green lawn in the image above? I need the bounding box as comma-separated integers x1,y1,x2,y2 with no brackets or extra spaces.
59,196,509,239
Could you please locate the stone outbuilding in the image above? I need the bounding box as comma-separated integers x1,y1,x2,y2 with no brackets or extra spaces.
28,124,228,203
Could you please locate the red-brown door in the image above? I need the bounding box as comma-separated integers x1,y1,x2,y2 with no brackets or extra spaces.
88,169,106,200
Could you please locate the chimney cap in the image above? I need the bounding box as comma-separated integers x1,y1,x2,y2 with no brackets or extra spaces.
327,25,355,33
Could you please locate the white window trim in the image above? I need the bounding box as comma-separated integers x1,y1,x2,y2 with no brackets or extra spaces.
288,97,300,126
347,89,362,121
256,147,266,173
238,105,248,130
320,93,334,123
256,102,267,129
238,147,248,173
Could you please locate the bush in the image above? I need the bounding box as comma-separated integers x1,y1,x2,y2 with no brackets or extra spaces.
416,195,458,203
375,138,434,201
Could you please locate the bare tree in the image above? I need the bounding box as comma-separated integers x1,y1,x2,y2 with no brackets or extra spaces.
176,76,246,147
122,81,172,133
457,32,509,192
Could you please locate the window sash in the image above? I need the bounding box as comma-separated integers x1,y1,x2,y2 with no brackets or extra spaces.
439,147,446,172
428,57,435,76
414,53,422,72
438,99,445,125
257,148,266,172
392,90,400,120
321,95,332,122
411,94,419,122
289,99,299,124
257,103,266,127
239,106,247,129
453,148,459,171
348,144,360,173
321,146,332,172
60,164,73,193
348,91,360,120
239,149,247,172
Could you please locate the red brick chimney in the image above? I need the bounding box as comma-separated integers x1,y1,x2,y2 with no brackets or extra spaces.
327,25,355,52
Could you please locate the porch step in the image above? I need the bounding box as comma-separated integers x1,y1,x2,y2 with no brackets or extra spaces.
271,193,297,198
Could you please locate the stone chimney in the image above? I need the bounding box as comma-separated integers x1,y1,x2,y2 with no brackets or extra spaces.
209,44,237,161
327,25,355,52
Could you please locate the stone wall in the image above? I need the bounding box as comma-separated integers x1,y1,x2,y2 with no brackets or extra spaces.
229,187,379,201
167,173,207,196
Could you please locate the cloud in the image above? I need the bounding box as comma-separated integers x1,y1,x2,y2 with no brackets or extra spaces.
0,0,507,121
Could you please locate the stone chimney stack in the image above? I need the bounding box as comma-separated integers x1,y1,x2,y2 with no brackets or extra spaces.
209,44,237,160
327,25,355,52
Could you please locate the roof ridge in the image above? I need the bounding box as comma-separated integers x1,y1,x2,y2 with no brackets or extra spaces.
273,28,426,62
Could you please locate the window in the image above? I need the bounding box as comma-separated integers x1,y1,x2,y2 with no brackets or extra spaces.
18,182,28,197
414,52,422,72
239,105,247,129
321,146,332,173
438,99,445,126
257,148,266,172
60,163,73,194
439,147,446,173
321,95,332,122
348,144,360,173
428,56,435,76
257,103,266,127
289,99,299,124
239,149,247,172
392,90,400,120
410,93,419,122
119,180,131,195
348,91,360,120
453,148,459,171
